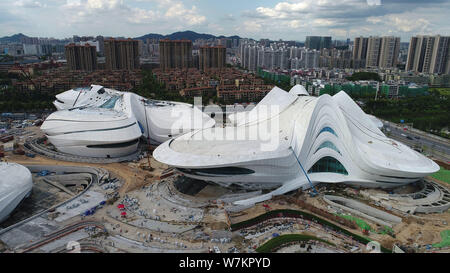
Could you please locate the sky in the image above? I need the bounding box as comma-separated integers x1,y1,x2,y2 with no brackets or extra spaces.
0,0,449,41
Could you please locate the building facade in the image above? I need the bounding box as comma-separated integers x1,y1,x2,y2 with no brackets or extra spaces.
353,37,368,68
159,39,193,71
104,38,140,70
199,46,226,71
154,85,440,206
364,36,400,69
65,43,97,71
406,35,450,74
379,36,400,68
366,36,383,68
306,36,332,50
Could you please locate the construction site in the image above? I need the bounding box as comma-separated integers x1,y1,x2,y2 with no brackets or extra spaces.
0,121,450,253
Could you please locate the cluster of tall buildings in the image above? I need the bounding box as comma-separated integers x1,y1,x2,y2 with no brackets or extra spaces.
238,35,445,74
406,35,450,75
239,40,345,71
138,38,160,60
65,38,140,71
305,36,332,50
159,39,226,71
4,32,449,78
240,41,292,71
0,36,68,57
70,35,105,56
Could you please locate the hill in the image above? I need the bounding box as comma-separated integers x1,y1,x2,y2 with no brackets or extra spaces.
0,33,29,43
135,30,240,41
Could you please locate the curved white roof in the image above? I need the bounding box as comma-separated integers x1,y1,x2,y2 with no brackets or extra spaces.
154,85,440,205
43,108,129,123
229,86,297,126
289,85,309,96
42,85,216,158
0,162,33,222
367,114,384,129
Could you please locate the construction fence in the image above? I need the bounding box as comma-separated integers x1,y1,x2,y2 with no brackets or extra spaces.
257,69,291,86
320,84,429,97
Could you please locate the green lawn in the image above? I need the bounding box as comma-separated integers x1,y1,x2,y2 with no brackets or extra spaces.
231,209,391,253
256,234,334,253
432,230,450,248
336,213,373,231
431,167,450,184
430,88,450,96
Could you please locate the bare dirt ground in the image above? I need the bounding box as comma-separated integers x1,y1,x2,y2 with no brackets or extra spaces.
4,153,167,196
4,126,450,251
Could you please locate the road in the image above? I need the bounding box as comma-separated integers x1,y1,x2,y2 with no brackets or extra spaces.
382,121,450,162
20,220,105,253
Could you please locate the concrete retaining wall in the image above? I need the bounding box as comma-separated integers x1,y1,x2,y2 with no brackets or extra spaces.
323,195,402,228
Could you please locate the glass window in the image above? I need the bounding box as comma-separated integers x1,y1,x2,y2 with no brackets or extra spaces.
319,127,338,137
178,167,255,176
315,141,341,155
87,138,139,149
100,96,120,109
308,156,348,175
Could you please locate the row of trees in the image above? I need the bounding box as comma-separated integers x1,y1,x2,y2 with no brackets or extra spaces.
0,71,58,112
0,86,56,112
363,91,449,137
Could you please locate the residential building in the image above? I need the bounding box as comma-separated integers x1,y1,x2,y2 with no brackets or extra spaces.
352,37,368,65
406,35,450,74
199,46,226,71
65,43,97,71
159,39,193,71
305,36,332,50
104,38,140,70
379,36,400,68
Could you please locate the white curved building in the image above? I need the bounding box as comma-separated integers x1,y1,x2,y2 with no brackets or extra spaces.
0,162,33,223
154,85,440,205
42,85,215,158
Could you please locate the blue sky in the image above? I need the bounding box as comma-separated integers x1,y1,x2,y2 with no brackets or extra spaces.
0,0,449,41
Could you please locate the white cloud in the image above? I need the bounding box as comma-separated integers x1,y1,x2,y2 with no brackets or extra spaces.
14,0,46,8
56,0,206,32
0,0,449,40
165,2,206,25
255,1,311,19
312,18,334,27
367,14,431,33
242,0,450,40
288,20,305,29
